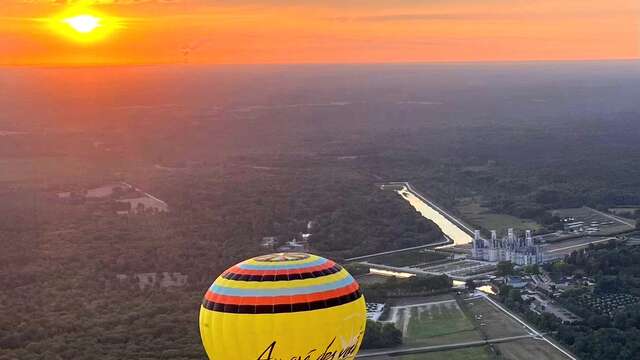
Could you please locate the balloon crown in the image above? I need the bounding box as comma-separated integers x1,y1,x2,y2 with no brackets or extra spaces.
202,252,362,314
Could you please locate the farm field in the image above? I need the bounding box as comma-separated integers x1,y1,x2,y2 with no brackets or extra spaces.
463,297,530,339
366,249,451,267
455,197,542,233
464,297,572,360
368,295,568,360
419,260,496,278
356,273,391,286
495,338,570,360
386,297,482,347
369,346,496,360
369,295,573,360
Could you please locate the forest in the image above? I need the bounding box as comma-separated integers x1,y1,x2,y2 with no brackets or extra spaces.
0,155,442,359
355,111,640,234
4,107,640,358
3,63,640,358
497,243,640,360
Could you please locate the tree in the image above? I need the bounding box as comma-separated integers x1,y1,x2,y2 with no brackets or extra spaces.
551,261,569,276
496,261,514,276
381,323,402,346
465,279,476,291
361,320,402,349
508,288,522,303
523,264,540,275
343,263,370,276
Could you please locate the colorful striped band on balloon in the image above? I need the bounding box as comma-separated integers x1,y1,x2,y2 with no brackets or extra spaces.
202,253,363,314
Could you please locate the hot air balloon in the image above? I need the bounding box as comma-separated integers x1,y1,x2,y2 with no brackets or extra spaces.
199,252,366,360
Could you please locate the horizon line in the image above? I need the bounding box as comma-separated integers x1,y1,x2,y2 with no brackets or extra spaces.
1,57,638,69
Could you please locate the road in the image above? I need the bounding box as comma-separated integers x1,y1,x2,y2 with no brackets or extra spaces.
586,206,636,227
345,237,451,262
122,182,169,207
356,334,536,358
547,237,616,253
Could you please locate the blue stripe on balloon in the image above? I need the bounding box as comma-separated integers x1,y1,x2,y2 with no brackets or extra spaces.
210,275,355,297
237,257,327,270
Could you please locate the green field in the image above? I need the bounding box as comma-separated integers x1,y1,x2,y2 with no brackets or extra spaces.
372,296,570,360
393,346,495,360
463,297,529,339
390,300,481,346
367,250,450,267
495,338,570,360
455,197,542,233
356,273,392,286
406,304,474,340
463,298,571,360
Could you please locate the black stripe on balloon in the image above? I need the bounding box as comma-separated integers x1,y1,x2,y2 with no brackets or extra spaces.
221,264,343,282
201,290,362,314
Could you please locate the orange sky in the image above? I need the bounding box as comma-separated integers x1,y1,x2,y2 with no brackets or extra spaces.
1,0,638,66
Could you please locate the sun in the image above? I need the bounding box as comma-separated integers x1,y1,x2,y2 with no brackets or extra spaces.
64,15,101,34
49,8,119,44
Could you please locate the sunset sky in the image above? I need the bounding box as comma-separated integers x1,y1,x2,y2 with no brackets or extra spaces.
1,0,638,66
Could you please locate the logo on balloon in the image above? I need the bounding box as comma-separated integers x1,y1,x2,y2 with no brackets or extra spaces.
257,334,364,360
254,252,310,262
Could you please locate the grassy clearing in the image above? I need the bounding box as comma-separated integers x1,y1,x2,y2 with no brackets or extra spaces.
392,346,495,360
462,297,530,339
367,250,450,267
356,273,391,286
455,197,541,233
495,338,570,360
406,304,475,340
390,300,482,346
377,297,570,360
463,298,572,360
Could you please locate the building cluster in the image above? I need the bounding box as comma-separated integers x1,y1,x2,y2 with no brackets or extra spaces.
56,182,169,215
260,221,315,252
116,272,188,290
471,228,544,265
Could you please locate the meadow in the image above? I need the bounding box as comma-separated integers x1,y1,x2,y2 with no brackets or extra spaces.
392,347,494,360
455,197,542,234
387,298,481,347
366,250,451,268
464,297,570,360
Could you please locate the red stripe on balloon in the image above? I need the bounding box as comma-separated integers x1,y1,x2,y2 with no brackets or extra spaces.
225,260,337,276
204,282,360,306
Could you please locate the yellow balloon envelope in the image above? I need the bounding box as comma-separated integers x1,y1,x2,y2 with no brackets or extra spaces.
199,253,367,360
